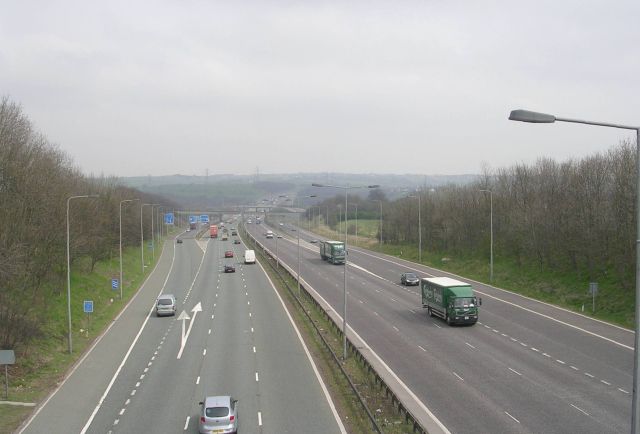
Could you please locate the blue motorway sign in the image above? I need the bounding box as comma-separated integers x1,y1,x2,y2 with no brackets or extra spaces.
189,215,197,224
83,300,94,313
111,279,119,290
164,212,174,225
200,214,209,224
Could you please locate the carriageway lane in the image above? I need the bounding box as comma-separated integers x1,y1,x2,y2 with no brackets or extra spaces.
85,232,344,433
249,223,631,433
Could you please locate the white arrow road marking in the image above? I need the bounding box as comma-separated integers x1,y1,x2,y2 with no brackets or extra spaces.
177,302,202,359
177,310,191,347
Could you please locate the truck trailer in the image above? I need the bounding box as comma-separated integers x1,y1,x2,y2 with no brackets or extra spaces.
210,225,218,238
319,240,346,264
421,277,481,325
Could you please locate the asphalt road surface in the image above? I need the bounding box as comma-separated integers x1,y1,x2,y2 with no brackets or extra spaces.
19,227,344,434
247,220,634,434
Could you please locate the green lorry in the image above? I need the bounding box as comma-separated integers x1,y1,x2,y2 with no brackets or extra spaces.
421,277,481,325
319,240,346,264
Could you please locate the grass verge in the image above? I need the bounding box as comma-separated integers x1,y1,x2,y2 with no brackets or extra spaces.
0,231,176,434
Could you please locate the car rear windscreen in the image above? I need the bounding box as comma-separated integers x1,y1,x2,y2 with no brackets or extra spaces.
158,299,173,305
206,406,230,417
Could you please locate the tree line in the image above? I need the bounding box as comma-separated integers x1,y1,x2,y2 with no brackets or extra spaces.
310,140,637,292
0,96,175,350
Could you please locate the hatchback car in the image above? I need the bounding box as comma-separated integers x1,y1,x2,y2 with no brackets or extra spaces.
199,395,238,434
233,239,241,244
224,264,236,273
156,294,176,316
400,272,420,286
176,238,183,244
310,239,318,244
224,250,234,258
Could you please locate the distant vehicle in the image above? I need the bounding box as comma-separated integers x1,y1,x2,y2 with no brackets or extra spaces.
210,225,218,238
233,239,241,244
224,250,234,258
231,230,237,236
176,238,183,244
310,239,318,244
221,233,228,241
187,228,191,232
190,221,197,230
156,294,176,317
422,277,481,325
319,240,345,264
401,272,420,286
256,217,262,224
224,264,236,273
277,234,282,238
266,231,274,239
244,250,256,264
279,222,284,226
198,395,238,434
291,228,296,231
247,219,252,224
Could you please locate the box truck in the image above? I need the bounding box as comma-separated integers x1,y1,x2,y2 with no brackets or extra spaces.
210,225,218,238
421,277,481,325
319,240,346,264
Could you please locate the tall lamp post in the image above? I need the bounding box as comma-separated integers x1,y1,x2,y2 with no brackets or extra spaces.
120,199,140,300
66,194,99,354
312,183,379,360
509,108,640,432
151,204,161,260
479,190,493,282
141,203,153,274
407,190,422,263
296,195,316,295
370,199,383,247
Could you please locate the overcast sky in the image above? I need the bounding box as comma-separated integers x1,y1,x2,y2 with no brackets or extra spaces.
2,0,639,177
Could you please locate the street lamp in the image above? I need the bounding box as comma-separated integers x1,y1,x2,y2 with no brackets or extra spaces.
120,199,140,300
296,195,316,296
141,203,153,274
407,191,422,263
312,183,380,360
150,204,161,260
509,108,640,432
479,190,493,282
370,199,383,247
66,194,99,354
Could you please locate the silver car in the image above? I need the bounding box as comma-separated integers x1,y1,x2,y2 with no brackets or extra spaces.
199,395,238,434
156,294,176,317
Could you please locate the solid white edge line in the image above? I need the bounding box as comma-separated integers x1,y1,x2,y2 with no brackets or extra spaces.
254,234,450,434
17,236,177,434
79,240,179,433
255,259,348,434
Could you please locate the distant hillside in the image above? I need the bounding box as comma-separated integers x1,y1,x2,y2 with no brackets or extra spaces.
120,172,478,208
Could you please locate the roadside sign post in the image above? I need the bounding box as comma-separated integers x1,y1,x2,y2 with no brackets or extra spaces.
84,300,93,335
165,212,175,225
111,279,119,291
0,350,15,399
589,282,598,313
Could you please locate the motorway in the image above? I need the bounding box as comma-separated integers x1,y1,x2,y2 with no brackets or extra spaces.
19,226,344,433
247,220,634,434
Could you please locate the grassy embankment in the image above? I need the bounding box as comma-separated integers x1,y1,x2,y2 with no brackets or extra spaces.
0,230,176,434
309,218,634,329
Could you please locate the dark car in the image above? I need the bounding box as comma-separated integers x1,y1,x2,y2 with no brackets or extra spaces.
176,238,183,244
224,264,236,273
401,272,420,286
233,239,241,244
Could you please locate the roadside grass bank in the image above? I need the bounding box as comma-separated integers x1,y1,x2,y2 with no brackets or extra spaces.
0,232,174,434
307,219,633,329
244,230,419,434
